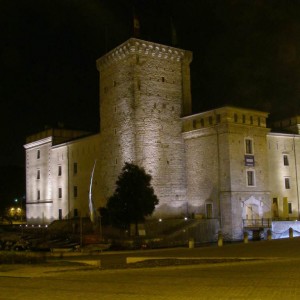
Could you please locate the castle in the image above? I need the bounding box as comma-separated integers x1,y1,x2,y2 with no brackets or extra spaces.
24,38,300,240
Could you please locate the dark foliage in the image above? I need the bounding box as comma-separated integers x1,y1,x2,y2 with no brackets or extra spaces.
107,163,159,232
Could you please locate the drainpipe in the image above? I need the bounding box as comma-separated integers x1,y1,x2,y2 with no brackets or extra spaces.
214,111,222,228
67,145,70,219
293,136,300,219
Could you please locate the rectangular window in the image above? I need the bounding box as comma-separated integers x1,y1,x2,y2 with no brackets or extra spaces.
216,114,221,123
58,209,62,220
250,116,253,124
258,117,261,126
58,188,62,199
234,113,238,122
58,165,62,176
200,119,204,127
208,116,213,125
272,198,279,218
245,139,253,154
242,115,246,123
283,155,289,166
74,209,78,218
192,119,197,129
73,186,78,198
73,162,78,175
288,202,292,214
285,178,290,189
247,170,255,186
37,150,40,159
206,203,213,219
37,190,40,200
37,169,40,180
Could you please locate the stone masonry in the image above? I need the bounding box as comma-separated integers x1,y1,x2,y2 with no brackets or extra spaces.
24,38,300,241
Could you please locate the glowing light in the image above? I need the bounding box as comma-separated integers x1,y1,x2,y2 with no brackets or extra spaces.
159,218,162,222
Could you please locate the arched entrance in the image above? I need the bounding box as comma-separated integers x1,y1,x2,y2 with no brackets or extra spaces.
242,196,263,220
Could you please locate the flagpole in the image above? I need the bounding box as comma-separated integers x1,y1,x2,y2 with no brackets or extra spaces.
133,7,140,38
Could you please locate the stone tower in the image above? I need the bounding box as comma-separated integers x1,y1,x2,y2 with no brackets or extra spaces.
96,38,193,216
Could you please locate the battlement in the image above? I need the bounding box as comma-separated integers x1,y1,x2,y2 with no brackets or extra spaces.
182,106,269,133
96,38,192,69
272,116,300,134
25,128,90,147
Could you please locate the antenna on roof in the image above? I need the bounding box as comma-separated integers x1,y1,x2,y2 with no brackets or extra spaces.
170,17,178,47
133,7,140,38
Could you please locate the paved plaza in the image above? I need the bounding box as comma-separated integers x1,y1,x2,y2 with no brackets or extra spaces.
1,238,300,299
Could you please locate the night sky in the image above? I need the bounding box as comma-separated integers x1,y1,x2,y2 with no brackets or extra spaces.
1,0,300,169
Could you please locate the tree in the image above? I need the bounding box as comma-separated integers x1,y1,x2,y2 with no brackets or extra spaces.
107,162,159,235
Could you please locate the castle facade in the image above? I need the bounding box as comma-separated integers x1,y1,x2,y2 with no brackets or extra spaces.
24,38,300,240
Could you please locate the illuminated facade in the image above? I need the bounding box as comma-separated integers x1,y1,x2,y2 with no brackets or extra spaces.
24,38,300,240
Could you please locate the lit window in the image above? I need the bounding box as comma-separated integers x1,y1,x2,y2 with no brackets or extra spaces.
37,170,40,180
58,165,62,176
245,139,253,154
37,150,40,159
247,170,255,186
283,155,289,166
58,188,62,199
74,186,78,198
285,178,290,189
73,163,78,175
288,202,292,214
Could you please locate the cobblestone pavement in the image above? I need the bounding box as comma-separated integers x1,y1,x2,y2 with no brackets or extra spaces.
1,238,300,299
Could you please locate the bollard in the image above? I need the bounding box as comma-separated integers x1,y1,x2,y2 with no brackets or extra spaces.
267,229,272,241
243,232,248,244
289,227,294,239
218,231,223,247
188,238,195,249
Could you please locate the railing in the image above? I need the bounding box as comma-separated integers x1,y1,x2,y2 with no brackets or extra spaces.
243,218,272,228
243,217,300,228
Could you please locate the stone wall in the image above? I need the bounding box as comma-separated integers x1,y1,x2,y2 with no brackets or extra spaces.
96,38,192,216
268,133,300,219
25,137,53,224
183,106,271,240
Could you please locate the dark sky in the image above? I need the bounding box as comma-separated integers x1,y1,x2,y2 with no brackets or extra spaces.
1,0,300,167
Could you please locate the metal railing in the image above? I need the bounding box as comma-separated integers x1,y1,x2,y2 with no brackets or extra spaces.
243,218,272,228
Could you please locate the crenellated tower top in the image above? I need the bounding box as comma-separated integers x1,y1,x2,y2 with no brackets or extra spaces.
96,38,192,70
